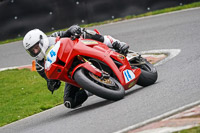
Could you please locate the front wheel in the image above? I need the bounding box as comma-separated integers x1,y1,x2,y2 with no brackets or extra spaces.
74,68,125,101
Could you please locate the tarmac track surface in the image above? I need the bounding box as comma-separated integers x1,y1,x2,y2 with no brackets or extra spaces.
0,8,200,133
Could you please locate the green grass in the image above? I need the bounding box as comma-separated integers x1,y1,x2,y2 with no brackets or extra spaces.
0,69,64,127
1,1,200,45
174,125,200,133
0,37,23,45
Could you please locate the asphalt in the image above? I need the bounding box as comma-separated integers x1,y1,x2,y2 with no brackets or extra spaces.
0,8,200,133
0,41,32,69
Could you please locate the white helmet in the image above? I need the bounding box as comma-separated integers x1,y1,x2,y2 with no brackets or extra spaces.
23,29,49,60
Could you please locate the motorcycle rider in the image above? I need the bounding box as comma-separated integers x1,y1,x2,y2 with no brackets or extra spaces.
23,25,129,109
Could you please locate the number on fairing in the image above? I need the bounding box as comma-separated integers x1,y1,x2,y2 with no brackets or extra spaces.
50,50,56,57
45,41,60,70
123,69,135,83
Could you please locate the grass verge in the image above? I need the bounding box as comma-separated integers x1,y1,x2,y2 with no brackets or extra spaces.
0,69,64,127
1,1,200,45
174,125,200,133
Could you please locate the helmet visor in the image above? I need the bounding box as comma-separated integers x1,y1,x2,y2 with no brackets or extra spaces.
27,42,41,57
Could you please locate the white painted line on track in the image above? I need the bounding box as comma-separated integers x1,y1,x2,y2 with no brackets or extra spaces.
114,100,200,133
140,49,181,66
0,64,31,72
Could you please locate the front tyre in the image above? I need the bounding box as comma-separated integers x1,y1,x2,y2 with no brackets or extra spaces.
74,68,125,101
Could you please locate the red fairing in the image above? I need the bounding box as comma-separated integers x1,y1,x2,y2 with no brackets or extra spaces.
45,37,141,89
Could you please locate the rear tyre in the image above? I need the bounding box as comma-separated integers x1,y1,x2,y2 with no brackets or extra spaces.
74,68,125,101
135,59,158,87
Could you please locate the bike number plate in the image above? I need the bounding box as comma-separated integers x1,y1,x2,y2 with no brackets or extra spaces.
123,69,135,83
45,41,60,70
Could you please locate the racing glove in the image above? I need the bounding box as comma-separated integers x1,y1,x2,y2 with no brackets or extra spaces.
67,25,82,40
112,41,129,56
68,25,82,35
47,79,61,94
50,25,82,38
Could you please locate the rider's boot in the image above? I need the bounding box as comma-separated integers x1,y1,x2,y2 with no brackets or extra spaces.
64,83,88,109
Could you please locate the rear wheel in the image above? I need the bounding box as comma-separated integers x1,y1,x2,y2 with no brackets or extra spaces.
130,57,158,87
74,68,125,101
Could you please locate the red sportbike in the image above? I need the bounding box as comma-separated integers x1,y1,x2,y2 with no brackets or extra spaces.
45,30,157,101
